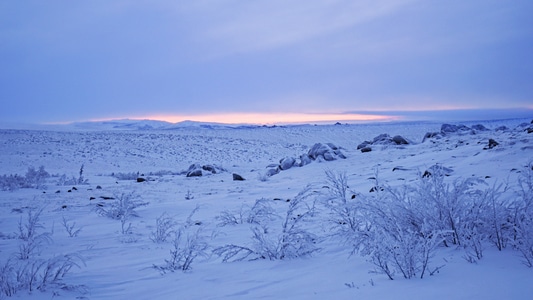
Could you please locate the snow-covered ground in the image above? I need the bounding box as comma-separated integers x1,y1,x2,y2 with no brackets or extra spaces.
1,119,532,299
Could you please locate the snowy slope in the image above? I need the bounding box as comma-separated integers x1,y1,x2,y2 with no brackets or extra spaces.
0,119,532,299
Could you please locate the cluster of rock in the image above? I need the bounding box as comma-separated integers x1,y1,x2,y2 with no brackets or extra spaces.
357,134,410,153
185,163,226,177
422,123,495,142
265,143,346,176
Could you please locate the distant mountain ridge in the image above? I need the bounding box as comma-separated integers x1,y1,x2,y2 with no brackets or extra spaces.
70,119,265,131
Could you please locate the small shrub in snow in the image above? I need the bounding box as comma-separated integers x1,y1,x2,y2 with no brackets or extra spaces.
113,171,140,180
61,216,82,238
215,187,319,262
217,198,277,227
150,213,177,243
184,189,194,200
56,165,88,186
17,207,52,260
154,228,208,273
0,166,49,191
512,162,533,267
94,192,148,234
0,254,85,297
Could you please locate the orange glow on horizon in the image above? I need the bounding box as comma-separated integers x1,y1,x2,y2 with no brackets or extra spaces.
112,112,399,125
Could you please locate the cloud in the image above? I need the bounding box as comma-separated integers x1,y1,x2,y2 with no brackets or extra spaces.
177,0,417,58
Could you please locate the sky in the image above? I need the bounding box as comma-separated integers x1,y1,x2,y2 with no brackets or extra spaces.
1,0,532,125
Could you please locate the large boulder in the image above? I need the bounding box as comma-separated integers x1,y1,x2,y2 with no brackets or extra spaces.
299,154,313,167
186,163,226,177
279,157,296,170
232,173,245,181
308,143,346,161
441,123,470,134
471,124,489,131
392,135,409,145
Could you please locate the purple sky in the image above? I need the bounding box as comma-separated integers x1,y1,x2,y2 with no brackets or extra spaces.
1,1,532,124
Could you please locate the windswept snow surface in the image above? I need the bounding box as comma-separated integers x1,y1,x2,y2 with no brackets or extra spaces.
0,119,532,299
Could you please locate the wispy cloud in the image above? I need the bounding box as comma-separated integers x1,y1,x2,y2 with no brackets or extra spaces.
174,0,418,58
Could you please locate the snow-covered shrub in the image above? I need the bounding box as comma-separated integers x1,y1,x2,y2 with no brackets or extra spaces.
0,254,85,298
154,228,209,273
215,187,319,262
17,207,52,260
150,213,177,243
61,216,82,238
512,162,533,267
55,165,88,186
94,192,148,234
0,174,26,191
217,198,277,227
357,186,446,279
24,166,50,189
112,171,140,180
0,166,49,191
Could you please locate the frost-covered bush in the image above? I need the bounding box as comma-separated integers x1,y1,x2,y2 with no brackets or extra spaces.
1,207,85,298
17,207,52,260
55,165,88,186
153,228,209,273
512,162,533,267
61,216,82,238
152,207,210,272
217,198,277,227
0,166,50,191
328,164,533,279
112,171,140,180
215,187,319,262
0,254,85,298
150,213,177,243
95,192,149,234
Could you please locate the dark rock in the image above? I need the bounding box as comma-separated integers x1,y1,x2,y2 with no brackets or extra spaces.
373,133,392,144
232,173,245,181
392,135,409,145
425,164,454,177
422,132,441,142
72,187,78,191
266,167,280,177
441,124,470,134
202,165,217,174
90,197,96,200
357,141,371,149
369,186,384,193
186,163,225,177
279,157,296,170
55,190,60,193
100,196,115,200
67,190,72,193
62,205,67,209
96,185,102,189
527,127,533,134
299,154,313,167
472,124,489,131
360,146,372,153
323,151,335,161
495,126,508,131
487,139,499,149
187,170,203,177
334,150,347,159
136,177,146,182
